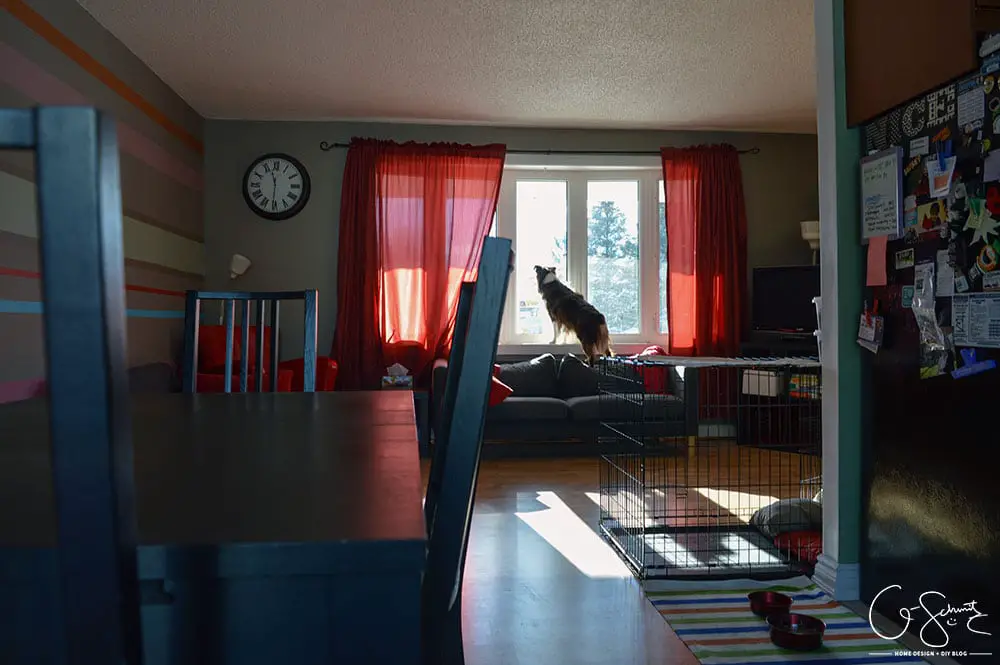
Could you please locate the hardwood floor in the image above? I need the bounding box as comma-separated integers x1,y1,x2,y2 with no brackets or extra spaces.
441,458,700,665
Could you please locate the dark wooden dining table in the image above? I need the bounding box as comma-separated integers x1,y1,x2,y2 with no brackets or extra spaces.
0,390,426,665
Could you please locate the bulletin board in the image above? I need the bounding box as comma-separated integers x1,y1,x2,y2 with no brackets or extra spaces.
862,37,1000,378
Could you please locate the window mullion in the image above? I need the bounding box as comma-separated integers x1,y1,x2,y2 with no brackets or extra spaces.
567,172,588,297
498,174,517,343
640,172,659,341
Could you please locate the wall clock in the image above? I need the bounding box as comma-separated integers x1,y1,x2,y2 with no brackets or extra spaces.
242,153,311,221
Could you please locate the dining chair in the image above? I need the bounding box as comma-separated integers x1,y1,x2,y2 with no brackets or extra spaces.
181,290,320,393
422,236,514,665
424,280,475,528
1,107,142,664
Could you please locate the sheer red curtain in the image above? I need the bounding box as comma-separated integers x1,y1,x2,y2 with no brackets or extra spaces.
660,144,748,356
661,145,748,421
332,138,505,389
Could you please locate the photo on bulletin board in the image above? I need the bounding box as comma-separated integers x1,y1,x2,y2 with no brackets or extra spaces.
915,199,947,235
861,146,904,243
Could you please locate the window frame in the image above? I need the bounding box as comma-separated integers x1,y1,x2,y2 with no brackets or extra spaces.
495,160,667,355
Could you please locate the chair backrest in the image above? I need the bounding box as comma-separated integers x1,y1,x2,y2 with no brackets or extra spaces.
424,281,475,528
422,237,513,653
181,290,318,393
1,107,142,664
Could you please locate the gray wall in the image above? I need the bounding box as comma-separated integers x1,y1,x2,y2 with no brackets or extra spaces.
0,0,204,396
205,121,819,357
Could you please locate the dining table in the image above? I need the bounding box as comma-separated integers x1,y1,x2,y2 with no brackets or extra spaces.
0,390,427,665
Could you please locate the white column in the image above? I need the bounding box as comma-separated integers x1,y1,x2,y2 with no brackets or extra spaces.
813,0,863,601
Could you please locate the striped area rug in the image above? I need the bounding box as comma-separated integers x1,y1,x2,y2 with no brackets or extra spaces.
644,575,929,664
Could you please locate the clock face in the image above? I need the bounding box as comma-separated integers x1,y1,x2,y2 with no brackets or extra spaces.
242,153,311,221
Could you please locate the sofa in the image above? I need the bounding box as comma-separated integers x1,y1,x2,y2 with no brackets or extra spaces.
431,352,697,457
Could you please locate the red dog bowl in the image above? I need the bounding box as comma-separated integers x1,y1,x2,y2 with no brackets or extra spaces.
747,591,792,617
767,612,826,651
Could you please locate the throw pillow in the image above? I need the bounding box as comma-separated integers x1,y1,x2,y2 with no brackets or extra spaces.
489,376,513,406
634,345,672,395
496,354,558,397
556,354,599,398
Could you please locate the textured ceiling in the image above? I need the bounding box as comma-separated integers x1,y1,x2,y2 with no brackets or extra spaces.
75,0,817,133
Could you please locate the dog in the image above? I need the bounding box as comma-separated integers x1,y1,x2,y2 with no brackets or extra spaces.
534,265,614,363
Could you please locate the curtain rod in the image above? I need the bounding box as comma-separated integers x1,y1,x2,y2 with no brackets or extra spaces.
317,142,760,155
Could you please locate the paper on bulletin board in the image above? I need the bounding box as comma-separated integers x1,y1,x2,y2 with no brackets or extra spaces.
984,150,1000,183
903,195,918,228
957,79,985,128
910,136,929,157
866,235,888,286
952,293,1000,348
936,250,954,297
860,147,903,242
926,156,957,199
914,261,934,297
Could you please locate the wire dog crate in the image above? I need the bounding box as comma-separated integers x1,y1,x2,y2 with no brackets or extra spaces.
597,355,822,580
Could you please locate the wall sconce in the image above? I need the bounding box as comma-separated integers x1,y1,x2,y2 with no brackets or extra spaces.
230,253,251,279
800,221,820,265
218,254,252,323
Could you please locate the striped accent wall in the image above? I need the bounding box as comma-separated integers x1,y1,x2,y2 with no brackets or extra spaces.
0,0,204,399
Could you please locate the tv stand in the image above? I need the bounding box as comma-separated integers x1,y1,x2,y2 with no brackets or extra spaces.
742,331,817,358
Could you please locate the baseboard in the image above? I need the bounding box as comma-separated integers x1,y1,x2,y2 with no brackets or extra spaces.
812,554,860,600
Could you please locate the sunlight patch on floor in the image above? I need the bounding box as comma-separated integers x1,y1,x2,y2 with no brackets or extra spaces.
691,487,779,523
515,491,632,579
645,532,784,571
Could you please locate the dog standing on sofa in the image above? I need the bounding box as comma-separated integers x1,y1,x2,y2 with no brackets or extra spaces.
534,265,614,364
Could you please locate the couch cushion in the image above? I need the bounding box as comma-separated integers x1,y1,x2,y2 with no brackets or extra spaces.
487,396,568,421
566,394,685,421
557,354,599,398
496,354,558,397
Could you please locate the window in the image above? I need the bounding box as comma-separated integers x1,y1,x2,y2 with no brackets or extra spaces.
495,165,667,348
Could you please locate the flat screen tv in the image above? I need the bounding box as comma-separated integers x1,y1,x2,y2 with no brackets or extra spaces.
751,265,820,333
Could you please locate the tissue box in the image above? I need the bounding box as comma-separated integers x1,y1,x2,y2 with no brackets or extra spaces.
381,375,414,389
741,369,783,397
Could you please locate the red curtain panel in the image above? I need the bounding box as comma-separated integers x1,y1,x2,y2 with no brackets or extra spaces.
331,139,383,390
660,144,748,357
332,138,505,389
661,145,749,421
